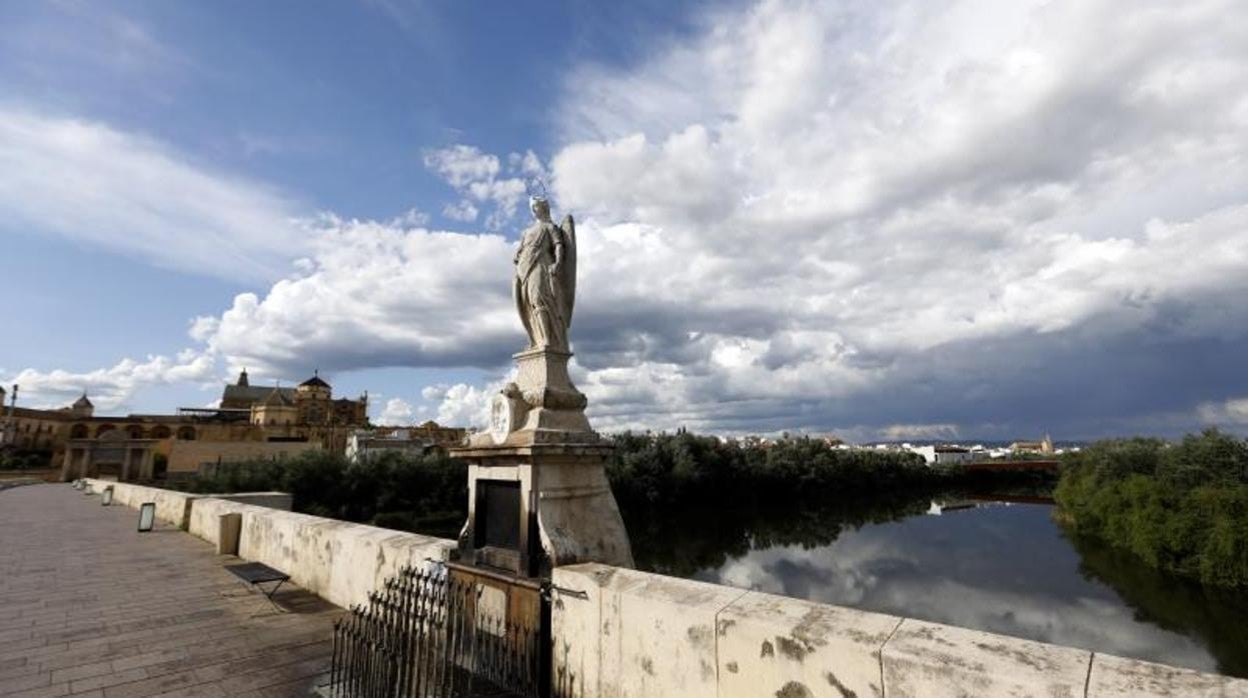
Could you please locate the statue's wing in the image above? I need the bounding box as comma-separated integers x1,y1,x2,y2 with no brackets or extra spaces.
558,214,577,325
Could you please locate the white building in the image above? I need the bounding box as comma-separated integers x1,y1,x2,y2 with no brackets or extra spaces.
907,444,977,466
345,428,436,462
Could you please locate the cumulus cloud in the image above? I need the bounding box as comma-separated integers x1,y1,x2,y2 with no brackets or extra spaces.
181,0,1248,437
193,215,518,379
1197,398,1248,426
0,107,305,282
11,0,1248,437
2,351,215,412
423,144,544,228
378,397,417,425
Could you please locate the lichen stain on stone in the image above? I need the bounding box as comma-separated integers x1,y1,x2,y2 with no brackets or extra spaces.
776,635,811,662
973,641,1054,673
687,624,713,649
761,640,775,659
726,661,739,674
824,671,857,698
789,607,833,650
774,680,812,698
700,658,714,682
639,656,655,676
717,618,737,637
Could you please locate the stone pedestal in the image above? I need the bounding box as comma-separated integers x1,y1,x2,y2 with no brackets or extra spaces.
451,441,634,577
451,348,633,577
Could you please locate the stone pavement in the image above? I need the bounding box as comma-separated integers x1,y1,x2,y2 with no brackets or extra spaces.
0,484,344,697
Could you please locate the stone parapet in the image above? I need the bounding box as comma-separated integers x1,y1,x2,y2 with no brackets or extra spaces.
84,478,200,528
552,563,1248,698
84,478,454,611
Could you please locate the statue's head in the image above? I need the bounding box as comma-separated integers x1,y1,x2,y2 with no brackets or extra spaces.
529,196,551,221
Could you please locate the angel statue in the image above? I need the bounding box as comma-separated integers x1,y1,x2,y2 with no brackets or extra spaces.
513,196,576,352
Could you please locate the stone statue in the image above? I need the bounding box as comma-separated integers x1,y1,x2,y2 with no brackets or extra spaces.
452,194,634,574
513,196,576,352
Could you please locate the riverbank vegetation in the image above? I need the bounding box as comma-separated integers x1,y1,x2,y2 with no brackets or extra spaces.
1055,430,1248,589
169,450,468,536
167,431,1056,537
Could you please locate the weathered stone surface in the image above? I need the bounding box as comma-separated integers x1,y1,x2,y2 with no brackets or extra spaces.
94,478,456,611
552,564,608,698
453,443,634,574
85,479,198,529
554,563,748,698
1088,653,1248,697
235,506,455,610
85,480,290,533
717,590,901,698
881,618,1091,698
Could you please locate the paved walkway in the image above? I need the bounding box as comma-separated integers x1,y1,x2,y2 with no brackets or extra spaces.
0,484,343,697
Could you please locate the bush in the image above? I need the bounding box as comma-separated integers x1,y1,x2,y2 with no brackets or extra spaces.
171,450,468,536
1055,429,1248,589
604,431,1021,508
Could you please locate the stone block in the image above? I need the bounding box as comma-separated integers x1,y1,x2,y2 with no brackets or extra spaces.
880,619,1091,698
215,513,241,555
717,590,901,698
1088,653,1248,697
552,564,609,698
600,567,746,698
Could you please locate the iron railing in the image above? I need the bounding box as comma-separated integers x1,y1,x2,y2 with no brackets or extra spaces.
329,564,542,698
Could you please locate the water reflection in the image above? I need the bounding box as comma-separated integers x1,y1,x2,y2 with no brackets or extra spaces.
623,495,1248,678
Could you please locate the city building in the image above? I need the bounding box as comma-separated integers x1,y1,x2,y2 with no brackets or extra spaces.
908,444,977,466
1009,434,1055,456
0,370,395,482
346,423,468,462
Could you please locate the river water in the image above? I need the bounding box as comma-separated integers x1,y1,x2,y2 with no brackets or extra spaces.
624,495,1248,678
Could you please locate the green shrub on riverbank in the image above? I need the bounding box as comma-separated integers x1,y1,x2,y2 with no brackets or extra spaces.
167,431,1056,537
609,431,947,505
1055,430,1248,589
170,450,466,534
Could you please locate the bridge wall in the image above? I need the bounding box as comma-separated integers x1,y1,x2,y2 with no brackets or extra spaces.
553,563,1248,698
85,478,454,611
80,481,1247,696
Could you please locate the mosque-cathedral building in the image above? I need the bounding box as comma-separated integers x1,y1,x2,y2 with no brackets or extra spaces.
0,371,464,482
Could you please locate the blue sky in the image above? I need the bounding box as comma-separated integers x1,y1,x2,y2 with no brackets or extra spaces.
4,1,1248,440
1,0,710,415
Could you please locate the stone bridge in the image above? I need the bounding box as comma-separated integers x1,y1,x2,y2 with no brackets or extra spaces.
5,479,1243,698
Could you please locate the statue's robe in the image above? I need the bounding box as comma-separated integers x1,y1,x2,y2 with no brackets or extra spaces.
514,221,568,350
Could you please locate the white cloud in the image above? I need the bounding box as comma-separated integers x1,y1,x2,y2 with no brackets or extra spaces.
11,0,1248,436
183,0,1248,437
2,352,215,412
431,382,499,428
1197,398,1248,426
0,107,306,282
442,200,479,222
194,216,518,378
378,397,416,425
879,424,960,441
424,144,545,229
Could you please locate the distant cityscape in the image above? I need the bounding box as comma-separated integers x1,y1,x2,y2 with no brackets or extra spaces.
0,370,465,481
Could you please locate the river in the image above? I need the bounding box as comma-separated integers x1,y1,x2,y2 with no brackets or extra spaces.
622,494,1248,678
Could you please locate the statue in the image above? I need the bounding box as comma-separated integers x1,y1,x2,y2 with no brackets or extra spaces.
513,196,576,353
451,193,634,575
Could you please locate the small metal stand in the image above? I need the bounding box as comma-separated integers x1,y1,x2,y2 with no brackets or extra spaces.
225,561,291,616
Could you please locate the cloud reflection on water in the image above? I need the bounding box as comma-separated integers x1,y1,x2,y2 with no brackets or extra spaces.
695,503,1216,673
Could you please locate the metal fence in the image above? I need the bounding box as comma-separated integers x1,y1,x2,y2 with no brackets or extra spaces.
329,564,543,698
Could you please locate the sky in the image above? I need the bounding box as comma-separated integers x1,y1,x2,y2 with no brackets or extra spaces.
2,0,1247,441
